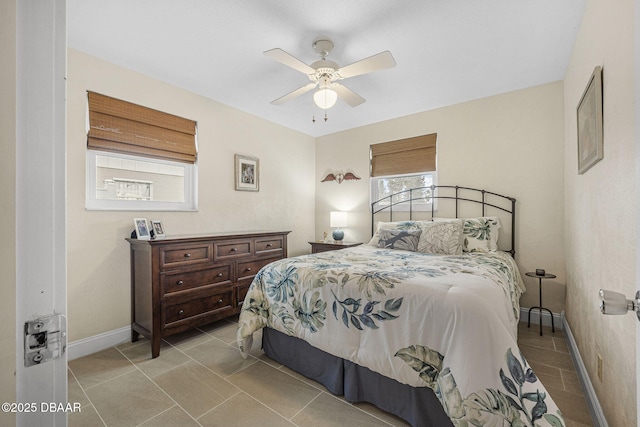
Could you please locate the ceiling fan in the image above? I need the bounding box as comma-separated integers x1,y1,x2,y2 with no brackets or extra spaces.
265,38,396,110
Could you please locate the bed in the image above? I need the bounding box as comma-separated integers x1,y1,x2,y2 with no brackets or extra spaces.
237,186,566,427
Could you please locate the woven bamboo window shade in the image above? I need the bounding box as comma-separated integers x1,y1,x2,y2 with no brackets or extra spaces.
370,133,437,177
87,91,197,163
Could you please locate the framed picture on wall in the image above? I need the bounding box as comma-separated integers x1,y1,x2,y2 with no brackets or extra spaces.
151,220,165,239
133,218,150,240
577,65,603,175
235,154,259,191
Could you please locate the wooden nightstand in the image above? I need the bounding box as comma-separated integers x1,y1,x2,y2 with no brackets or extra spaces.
309,241,362,254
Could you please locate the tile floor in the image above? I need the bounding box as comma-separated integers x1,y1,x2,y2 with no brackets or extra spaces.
68,319,593,427
517,322,593,427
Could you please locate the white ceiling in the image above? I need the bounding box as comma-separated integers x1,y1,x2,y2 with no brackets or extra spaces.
67,0,586,138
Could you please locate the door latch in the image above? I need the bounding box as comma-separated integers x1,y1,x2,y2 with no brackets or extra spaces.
24,314,66,367
599,289,640,321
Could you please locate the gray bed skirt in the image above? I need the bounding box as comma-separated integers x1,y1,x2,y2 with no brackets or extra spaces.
262,327,453,427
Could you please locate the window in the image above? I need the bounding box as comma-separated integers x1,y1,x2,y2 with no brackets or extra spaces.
371,172,435,210
86,151,197,211
85,92,198,211
370,133,437,210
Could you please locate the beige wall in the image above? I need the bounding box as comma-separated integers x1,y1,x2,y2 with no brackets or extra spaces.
563,0,636,425
67,49,316,342
316,82,566,311
0,1,17,425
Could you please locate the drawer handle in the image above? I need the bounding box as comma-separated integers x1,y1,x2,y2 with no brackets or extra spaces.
178,309,184,315
218,299,224,304
230,248,237,252
245,267,252,272
176,280,184,286
184,253,191,258
217,273,224,277
266,243,273,247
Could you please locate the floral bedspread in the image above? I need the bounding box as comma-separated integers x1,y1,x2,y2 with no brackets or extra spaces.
237,245,565,426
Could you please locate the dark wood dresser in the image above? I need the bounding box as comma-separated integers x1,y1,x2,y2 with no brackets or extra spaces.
126,230,290,358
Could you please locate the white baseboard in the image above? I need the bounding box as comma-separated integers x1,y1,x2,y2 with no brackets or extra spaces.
67,326,130,361
562,317,608,427
519,307,564,330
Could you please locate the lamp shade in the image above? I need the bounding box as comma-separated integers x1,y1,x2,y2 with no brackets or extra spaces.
314,88,338,109
330,211,348,228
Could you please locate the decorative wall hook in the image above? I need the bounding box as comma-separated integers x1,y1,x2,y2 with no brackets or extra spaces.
321,172,361,184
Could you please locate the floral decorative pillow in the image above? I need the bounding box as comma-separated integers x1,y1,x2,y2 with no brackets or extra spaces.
462,217,501,252
417,219,464,255
377,229,422,252
368,221,424,246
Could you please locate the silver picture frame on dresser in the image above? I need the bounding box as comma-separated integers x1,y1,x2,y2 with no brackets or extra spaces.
151,220,165,239
133,218,150,240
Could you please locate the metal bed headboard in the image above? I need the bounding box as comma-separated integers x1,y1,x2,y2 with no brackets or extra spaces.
371,185,517,257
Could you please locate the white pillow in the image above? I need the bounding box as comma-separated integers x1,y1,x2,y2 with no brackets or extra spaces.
462,217,501,252
417,219,464,255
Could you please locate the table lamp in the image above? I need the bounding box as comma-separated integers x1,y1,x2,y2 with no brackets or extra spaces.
330,211,348,242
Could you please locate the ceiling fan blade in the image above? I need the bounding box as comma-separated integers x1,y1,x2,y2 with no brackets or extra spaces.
333,83,365,107
337,51,396,79
264,48,315,75
271,82,317,105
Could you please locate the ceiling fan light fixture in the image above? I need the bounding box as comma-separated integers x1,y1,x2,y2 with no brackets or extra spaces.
265,38,396,110
313,87,337,109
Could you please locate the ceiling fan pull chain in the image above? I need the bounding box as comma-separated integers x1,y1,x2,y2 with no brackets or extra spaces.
312,96,316,123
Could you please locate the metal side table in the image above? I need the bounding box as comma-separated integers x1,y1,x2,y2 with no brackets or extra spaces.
525,272,556,336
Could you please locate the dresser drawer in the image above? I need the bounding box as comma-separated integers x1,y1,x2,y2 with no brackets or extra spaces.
161,265,231,294
237,257,278,280
255,236,284,257
160,243,213,269
215,240,251,260
164,289,233,325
